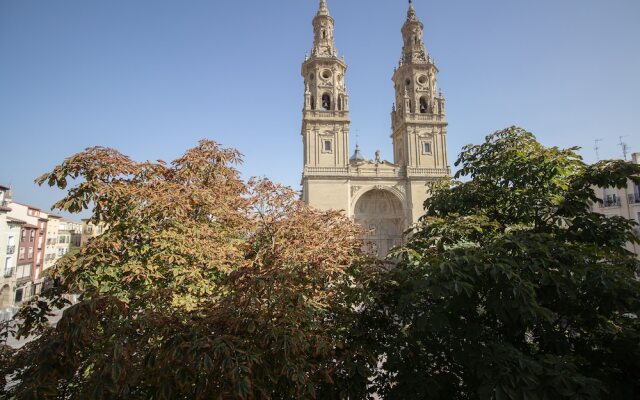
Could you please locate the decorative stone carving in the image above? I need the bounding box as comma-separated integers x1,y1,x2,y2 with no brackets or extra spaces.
350,185,361,198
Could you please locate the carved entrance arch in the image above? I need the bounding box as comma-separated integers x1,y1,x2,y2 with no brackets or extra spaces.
353,189,405,257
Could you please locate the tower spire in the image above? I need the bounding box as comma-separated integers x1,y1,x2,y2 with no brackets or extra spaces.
400,0,428,65
317,0,330,17
310,0,337,57
407,0,418,22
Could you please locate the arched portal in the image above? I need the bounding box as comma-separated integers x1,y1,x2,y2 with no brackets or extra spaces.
354,189,405,257
0,284,11,309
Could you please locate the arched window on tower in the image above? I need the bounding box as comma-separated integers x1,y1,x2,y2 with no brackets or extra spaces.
337,95,343,111
310,96,316,110
322,93,331,111
419,97,428,114
322,30,326,39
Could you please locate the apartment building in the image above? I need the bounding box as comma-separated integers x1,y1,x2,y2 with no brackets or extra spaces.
593,152,640,257
7,203,49,296
57,218,81,258
0,187,83,312
44,215,61,271
0,185,22,309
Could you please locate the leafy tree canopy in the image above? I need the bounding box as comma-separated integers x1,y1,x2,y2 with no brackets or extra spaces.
363,127,640,399
1,140,374,400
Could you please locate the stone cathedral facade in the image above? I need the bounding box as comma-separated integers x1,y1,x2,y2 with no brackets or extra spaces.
300,0,450,256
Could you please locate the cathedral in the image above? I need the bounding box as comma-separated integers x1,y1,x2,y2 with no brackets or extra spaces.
300,0,450,256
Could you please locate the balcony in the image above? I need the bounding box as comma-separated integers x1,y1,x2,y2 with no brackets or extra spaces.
600,198,622,208
3,267,14,278
628,193,640,205
6,245,15,255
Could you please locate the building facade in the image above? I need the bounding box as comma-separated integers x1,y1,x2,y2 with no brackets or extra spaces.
300,0,449,256
7,203,49,296
44,215,61,271
0,187,82,312
593,152,640,257
0,185,22,310
57,218,82,258
81,219,105,247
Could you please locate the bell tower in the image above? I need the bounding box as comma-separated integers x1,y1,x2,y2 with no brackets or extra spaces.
301,0,350,173
391,0,448,170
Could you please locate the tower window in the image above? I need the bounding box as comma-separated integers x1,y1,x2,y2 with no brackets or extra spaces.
422,142,432,154
419,97,428,114
338,95,343,111
323,140,332,152
321,93,331,110
322,30,326,39
310,96,316,110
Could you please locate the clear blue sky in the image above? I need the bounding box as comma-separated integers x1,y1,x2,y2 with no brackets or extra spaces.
1,0,639,218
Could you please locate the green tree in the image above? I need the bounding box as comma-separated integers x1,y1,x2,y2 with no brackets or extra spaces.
1,140,373,399
363,127,640,399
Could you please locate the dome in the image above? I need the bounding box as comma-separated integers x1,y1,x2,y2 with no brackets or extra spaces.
350,144,365,162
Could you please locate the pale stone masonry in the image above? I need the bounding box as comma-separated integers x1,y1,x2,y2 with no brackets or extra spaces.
300,0,450,256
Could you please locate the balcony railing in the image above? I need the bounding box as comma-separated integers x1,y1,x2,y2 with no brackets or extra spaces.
6,245,15,255
302,110,349,120
3,267,14,278
628,193,640,205
600,198,622,208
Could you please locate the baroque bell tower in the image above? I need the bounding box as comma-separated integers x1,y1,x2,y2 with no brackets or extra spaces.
300,0,350,174
391,0,448,170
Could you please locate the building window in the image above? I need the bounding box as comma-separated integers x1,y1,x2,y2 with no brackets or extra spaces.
323,139,332,153
603,188,620,207
17,264,31,279
4,257,13,278
422,142,432,154
30,231,35,242
21,230,26,241
28,247,33,259
19,247,25,259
